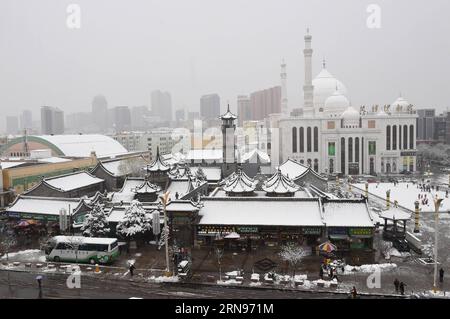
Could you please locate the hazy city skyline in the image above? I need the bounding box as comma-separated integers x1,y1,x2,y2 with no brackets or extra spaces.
1,0,450,127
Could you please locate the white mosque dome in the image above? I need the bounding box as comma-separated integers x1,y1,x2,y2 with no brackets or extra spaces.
312,64,348,108
391,96,411,112
341,105,360,128
324,89,350,115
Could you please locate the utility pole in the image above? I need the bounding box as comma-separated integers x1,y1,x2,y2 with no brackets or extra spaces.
160,191,171,276
433,196,443,292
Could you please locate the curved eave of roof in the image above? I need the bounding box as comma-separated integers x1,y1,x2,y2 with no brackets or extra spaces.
294,166,328,182
0,136,65,156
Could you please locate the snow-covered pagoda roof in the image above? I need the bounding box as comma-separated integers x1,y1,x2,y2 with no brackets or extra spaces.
133,178,161,194
220,104,237,120
262,169,300,196
144,147,170,173
222,168,257,194
168,164,192,180
239,149,270,164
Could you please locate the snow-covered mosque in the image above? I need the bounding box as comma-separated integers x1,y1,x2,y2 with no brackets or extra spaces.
278,31,418,175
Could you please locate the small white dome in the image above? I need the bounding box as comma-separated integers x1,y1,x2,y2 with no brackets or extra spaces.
312,66,348,109
324,89,350,114
391,96,411,112
342,106,360,119
376,108,389,117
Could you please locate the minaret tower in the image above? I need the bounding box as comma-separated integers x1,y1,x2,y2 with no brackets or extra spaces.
220,104,237,177
303,28,314,117
280,58,288,117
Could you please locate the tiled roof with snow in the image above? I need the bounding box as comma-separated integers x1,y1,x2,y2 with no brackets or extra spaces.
262,169,300,195
198,198,323,226
145,148,170,172
43,171,104,192
7,196,81,216
222,169,257,194
110,177,144,202
323,201,374,227
133,179,161,194
278,159,308,180
240,149,270,164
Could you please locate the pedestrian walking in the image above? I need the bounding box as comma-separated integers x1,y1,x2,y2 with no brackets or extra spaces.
129,263,136,277
350,286,357,299
394,278,400,293
329,267,334,280
399,282,406,295
439,268,444,283
319,266,324,280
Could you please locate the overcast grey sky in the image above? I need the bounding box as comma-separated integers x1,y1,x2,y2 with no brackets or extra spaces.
1,0,449,122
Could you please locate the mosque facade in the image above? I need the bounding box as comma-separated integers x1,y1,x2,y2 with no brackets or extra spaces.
278,31,417,175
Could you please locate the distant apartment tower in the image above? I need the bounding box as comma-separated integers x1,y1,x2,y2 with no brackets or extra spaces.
249,86,281,121
131,105,149,130
113,106,131,132
175,109,185,122
41,106,64,135
200,94,220,120
416,109,435,142
151,90,172,122
237,95,251,126
92,95,108,132
6,116,19,135
20,110,32,130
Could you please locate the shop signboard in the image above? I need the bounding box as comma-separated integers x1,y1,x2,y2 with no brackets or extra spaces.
197,225,235,235
236,226,258,233
349,228,373,237
400,151,416,157
328,227,348,235
302,227,322,235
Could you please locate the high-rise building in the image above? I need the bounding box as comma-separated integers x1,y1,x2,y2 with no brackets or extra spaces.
175,109,185,122
6,116,19,135
113,106,131,132
40,106,64,135
92,95,108,132
249,86,281,121
237,95,251,126
131,106,149,130
151,90,172,122
200,94,220,120
20,110,32,131
416,109,435,143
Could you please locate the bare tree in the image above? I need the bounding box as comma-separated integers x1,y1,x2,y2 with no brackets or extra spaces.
279,244,307,286
215,248,224,281
65,236,84,264
0,230,17,290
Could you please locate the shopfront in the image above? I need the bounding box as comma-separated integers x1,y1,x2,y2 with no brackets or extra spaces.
327,227,350,251
349,228,374,250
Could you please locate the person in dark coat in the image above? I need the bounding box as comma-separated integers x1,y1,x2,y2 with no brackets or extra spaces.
129,263,136,277
394,278,400,293
399,282,406,295
319,266,324,280
439,268,444,283
350,286,357,299
329,267,334,279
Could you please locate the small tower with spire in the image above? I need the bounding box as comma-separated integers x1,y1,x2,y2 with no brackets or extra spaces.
303,28,314,116
220,104,237,177
280,58,288,117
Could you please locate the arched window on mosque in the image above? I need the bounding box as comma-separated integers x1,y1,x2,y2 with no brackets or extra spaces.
403,125,408,149
399,125,402,150
392,126,397,150
307,127,312,152
386,125,391,150
299,127,304,153
292,127,297,153
409,125,414,149
348,137,353,163
313,127,319,152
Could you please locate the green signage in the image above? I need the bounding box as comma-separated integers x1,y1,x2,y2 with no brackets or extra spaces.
302,227,322,235
237,226,258,233
368,141,376,155
328,142,336,156
349,228,373,236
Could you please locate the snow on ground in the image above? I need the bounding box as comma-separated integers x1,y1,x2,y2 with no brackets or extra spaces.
385,247,411,259
343,263,397,274
149,275,179,283
0,249,46,262
217,279,243,285
353,182,450,212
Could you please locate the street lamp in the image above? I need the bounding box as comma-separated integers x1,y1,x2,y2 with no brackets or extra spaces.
433,195,443,293
159,191,171,277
